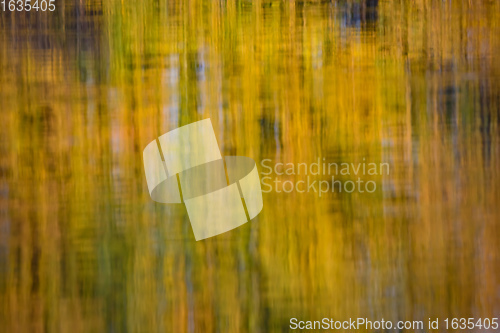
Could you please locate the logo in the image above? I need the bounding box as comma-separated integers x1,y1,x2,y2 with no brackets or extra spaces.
143,119,263,240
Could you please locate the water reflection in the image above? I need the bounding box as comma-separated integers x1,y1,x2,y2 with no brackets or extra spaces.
0,0,499,332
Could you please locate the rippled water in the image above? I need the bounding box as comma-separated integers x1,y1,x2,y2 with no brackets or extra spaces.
0,1,499,332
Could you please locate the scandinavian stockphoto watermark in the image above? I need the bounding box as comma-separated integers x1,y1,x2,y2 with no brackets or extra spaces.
143,119,263,241
259,158,389,196
142,119,387,239
289,317,499,331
